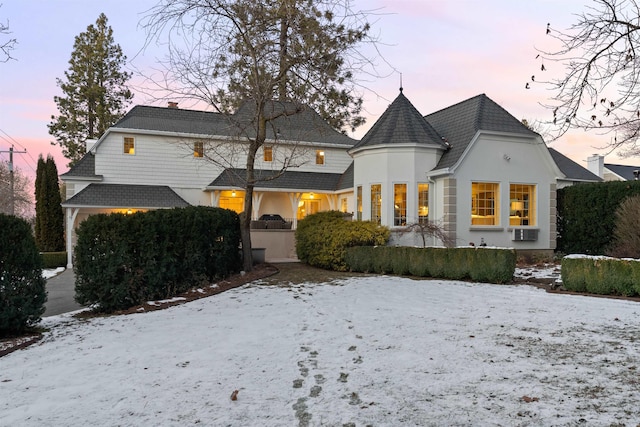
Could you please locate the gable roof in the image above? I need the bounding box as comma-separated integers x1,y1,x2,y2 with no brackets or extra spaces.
112,102,356,146
350,90,445,151
548,148,602,182
425,94,539,170
604,163,640,181
207,168,347,192
62,184,190,209
60,152,102,181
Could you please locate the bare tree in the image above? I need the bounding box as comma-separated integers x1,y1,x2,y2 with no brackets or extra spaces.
1,5,17,62
396,220,455,248
0,161,32,218
142,0,376,270
534,0,640,156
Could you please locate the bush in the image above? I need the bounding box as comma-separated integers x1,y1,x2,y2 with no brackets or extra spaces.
557,180,640,255
561,255,640,296
0,214,47,335
345,246,516,284
41,251,67,269
74,206,241,313
295,211,390,271
608,194,640,258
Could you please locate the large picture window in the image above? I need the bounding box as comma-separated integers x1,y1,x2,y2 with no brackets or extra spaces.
471,182,499,225
510,184,536,226
394,183,407,226
418,183,429,224
371,184,381,224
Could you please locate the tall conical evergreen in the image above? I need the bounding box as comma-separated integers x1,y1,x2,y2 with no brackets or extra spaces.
35,155,64,252
48,13,133,166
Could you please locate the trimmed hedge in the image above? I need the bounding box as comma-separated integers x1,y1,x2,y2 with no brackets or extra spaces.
41,251,67,269
557,180,640,255
345,246,516,284
561,255,640,296
295,211,390,271
74,206,241,313
0,213,47,335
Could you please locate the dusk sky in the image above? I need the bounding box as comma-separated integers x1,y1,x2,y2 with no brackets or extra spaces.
1,0,632,184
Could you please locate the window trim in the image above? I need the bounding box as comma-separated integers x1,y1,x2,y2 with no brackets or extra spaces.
370,183,382,225
315,149,325,165
194,141,204,158
418,183,429,224
263,145,273,162
509,183,537,227
393,182,407,226
471,181,500,226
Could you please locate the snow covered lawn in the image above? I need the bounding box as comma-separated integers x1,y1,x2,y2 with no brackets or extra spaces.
2,275,640,426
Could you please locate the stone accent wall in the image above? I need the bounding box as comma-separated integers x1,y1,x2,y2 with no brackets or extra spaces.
549,183,557,249
443,177,457,245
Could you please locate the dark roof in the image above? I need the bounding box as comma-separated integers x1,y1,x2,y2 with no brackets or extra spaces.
208,168,346,192
548,148,602,182
62,184,190,208
604,163,640,180
112,102,356,146
351,90,445,151
335,162,354,191
60,153,102,180
425,94,539,170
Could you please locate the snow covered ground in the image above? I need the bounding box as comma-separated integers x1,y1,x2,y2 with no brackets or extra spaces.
2,274,640,426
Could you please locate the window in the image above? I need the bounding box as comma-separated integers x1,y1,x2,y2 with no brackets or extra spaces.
123,137,135,155
394,183,407,226
471,182,499,225
418,183,429,224
194,141,204,158
316,150,325,165
219,190,243,213
371,184,381,224
510,184,536,226
356,186,362,221
263,146,273,162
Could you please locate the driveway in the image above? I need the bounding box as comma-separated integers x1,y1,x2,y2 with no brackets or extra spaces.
44,269,85,316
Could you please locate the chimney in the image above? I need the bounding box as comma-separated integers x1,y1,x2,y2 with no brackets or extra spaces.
168,102,178,108
587,154,604,178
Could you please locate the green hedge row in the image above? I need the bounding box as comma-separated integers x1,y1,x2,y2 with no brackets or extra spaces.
345,246,516,284
557,180,640,255
295,211,390,271
41,251,67,269
74,206,241,313
0,214,47,335
561,255,640,296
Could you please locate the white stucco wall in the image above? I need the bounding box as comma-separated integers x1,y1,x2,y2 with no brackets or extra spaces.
446,133,558,250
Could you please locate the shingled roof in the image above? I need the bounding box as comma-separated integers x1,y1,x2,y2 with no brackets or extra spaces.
112,101,356,146
425,94,539,170
208,168,347,192
548,148,602,182
604,163,640,181
350,90,445,151
62,184,190,208
60,153,102,180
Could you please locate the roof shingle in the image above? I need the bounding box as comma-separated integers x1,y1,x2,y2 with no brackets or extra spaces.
62,184,190,208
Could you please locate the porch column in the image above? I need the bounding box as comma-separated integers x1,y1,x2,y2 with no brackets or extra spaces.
211,190,220,207
252,192,264,220
66,207,80,268
288,192,303,229
326,194,338,211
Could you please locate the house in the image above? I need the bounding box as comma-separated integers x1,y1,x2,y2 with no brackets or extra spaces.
587,154,640,181
61,91,600,266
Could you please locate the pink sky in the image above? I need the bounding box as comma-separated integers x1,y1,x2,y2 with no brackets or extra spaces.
0,0,633,190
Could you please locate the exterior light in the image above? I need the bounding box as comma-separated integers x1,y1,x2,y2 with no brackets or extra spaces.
232,190,236,197
127,209,133,215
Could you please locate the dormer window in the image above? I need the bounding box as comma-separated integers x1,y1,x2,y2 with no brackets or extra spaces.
316,150,325,165
194,141,204,158
123,137,135,155
264,146,273,162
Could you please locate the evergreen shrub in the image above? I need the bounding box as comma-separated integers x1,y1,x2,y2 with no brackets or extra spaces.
345,246,516,284
295,211,390,271
561,255,640,296
0,214,47,335
74,206,241,312
41,252,67,269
